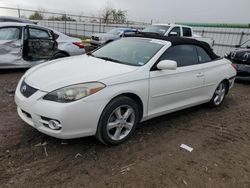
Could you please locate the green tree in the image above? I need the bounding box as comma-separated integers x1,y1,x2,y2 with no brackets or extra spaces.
48,15,76,21
102,7,112,23
102,8,127,24
116,9,127,24
29,11,43,20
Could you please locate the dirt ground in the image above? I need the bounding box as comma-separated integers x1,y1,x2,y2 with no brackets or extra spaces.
0,69,250,188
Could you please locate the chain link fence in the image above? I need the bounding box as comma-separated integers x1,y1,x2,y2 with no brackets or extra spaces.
0,6,148,32
1,6,250,56
188,25,250,56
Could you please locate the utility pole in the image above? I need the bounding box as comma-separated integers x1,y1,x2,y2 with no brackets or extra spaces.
17,6,21,18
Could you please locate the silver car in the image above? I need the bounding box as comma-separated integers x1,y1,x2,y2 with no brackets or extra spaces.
0,22,85,69
90,28,137,47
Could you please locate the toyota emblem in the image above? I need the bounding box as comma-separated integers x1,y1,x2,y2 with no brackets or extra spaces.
21,85,27,93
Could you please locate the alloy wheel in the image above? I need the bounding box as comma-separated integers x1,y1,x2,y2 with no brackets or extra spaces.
214,83,226,106
107,105,135,141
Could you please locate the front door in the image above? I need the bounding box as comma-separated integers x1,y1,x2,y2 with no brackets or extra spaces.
148,44,206,117
23,25,57,61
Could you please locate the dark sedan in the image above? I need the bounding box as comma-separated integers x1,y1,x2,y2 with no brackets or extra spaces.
225,39,250,80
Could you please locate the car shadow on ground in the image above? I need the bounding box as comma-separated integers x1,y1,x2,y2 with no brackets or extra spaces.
235,78,250,85
0,68,27,74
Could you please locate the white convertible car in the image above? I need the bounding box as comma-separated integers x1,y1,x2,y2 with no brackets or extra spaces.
15,34,236,145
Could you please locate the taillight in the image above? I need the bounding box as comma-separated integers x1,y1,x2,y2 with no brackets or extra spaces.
231,63,237,70
73,42,84,49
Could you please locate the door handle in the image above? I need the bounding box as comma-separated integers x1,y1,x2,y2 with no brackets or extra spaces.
196,72,204,78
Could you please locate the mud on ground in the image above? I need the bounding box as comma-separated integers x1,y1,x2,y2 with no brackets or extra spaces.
0,70,250,188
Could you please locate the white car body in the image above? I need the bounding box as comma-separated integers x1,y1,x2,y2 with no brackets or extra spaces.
15,37,236,142
52,29,85,56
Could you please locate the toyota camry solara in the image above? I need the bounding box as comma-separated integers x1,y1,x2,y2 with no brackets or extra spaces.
15,35,236,145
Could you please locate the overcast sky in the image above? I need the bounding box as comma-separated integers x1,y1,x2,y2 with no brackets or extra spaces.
0,0,249,23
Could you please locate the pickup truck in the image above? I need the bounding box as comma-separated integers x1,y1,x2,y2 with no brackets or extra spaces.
142,24,214,48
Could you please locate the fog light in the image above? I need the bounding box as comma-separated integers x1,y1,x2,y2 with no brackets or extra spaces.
48,120,61,130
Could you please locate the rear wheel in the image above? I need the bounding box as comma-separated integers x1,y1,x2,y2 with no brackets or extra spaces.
209,81,227,107
96,96,139,145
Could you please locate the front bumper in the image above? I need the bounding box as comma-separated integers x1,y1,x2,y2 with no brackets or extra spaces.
90,40,105,47
15,81,106,139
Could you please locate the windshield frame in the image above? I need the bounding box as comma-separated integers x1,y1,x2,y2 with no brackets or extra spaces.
107,28,124,35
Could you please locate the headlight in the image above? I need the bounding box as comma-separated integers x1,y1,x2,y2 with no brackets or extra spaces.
43,82,105,103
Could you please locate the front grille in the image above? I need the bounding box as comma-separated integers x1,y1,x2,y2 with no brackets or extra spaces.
91,36,99,41
20,80,38,98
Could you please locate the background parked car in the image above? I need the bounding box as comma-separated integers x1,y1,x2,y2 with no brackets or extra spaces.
225,39,250,80
142,24,214,48
0,16,37,24
90,27,137,48
0,22,85,69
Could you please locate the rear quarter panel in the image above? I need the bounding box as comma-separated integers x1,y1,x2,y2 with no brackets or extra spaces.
203,58,236,98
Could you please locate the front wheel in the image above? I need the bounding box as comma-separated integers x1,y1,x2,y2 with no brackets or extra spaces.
209,81,227,107
96,96,139,145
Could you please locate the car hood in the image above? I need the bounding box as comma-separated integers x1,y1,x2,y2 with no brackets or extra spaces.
25,55,138,92
92,33,118,40
229,48,250,64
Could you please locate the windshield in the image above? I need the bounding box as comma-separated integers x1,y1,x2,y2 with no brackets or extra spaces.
142,25,170,36
91,38,164,66
107,28,123,35
241,40,250,48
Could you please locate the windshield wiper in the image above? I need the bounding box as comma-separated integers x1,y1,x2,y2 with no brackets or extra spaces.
87,52,95,57
95,56,124,64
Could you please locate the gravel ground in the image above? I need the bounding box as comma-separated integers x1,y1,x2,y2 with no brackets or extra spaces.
0,69,250,188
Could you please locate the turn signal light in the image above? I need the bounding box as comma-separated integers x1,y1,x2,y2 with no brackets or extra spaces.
73,42,85,49
231,63,237,70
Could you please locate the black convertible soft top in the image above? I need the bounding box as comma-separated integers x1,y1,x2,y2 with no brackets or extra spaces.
124,32,219,60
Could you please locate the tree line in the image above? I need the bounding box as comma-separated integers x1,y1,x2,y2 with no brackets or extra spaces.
28,7,127,24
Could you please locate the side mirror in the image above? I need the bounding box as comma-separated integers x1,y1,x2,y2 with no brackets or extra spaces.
235,45,240,48
157,60,177,70
168,32,178,37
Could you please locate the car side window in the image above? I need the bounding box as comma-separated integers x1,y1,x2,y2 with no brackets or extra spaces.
196,46,212,63
159,45,199,67
29,28,51,39
183,27,192,37
0,27,21,40
170,27,181,36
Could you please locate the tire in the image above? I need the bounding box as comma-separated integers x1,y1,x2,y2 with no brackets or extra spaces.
96,96,139,145
209,81,228,107
53,53,68,59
